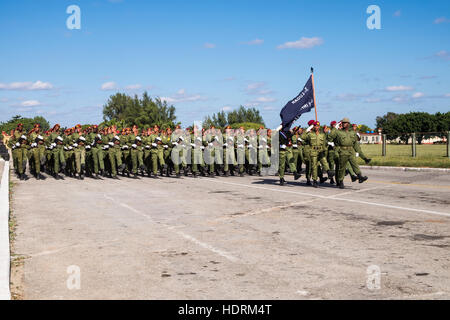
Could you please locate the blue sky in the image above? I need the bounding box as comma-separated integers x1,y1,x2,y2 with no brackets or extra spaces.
1,0,449,129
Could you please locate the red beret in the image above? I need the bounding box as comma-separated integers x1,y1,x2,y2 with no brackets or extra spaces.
307,120,315,126
330,121,337,126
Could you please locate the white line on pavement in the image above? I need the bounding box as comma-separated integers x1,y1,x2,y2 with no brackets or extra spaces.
200,178,450,218
103,194,238,263
329,186,384,198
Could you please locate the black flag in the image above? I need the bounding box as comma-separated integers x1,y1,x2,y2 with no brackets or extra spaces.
280,75,315,131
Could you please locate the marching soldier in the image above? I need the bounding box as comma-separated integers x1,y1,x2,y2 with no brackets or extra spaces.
302,121,334,188
327,118,368,189
278,128,301,186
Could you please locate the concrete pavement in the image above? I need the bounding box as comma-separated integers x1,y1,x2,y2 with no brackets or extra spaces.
9,168,450,299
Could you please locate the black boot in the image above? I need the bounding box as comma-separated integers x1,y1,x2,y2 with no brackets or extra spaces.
320,176,328,184
338,181,345,189
280,178,286,186
313,180,318,188
351,175,358,182
330,177,335,185
294,172,301,180
306,178,312,186
357,173,368,183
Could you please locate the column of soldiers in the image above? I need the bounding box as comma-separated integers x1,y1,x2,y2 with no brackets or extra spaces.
6,117,370,189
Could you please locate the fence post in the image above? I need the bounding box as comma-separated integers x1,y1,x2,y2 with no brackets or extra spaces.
412,132,416,158
382,134,386,157
447,131,450,158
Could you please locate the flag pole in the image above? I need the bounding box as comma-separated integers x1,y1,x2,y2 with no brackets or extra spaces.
310,67,318,121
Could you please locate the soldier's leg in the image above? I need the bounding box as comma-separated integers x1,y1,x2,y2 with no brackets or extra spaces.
98,149,105,172
151,149,158,174
348,154,361,176
298,147,304,172
279,150,286,179
109,149,117,177
53,149,59,174
287,150,297,173
292,150,299,173
91,148,99,174
311,154,318,181
237,149,245,174
75,149,81,174
319,153,330,172
337,152,350,183
131,149,138,174
17,148,25,174
34,148,41,175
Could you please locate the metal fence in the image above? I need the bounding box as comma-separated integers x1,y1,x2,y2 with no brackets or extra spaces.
360,132,450,159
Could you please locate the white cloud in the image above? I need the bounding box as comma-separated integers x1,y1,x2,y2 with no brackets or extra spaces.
0,80,53,91
435,50,450,61
434,17,450,24
20,100,41,107
125,84,142,90
364,98,382,103
412,92,425,99
160,89,207,103
394,10,401,17
222,106,232,112
101,81,118,90
385,85,414,92
392,96,407,103
204,43,216,49
445,93,450,97
245,82,273,96
277,37,324,49
252,97,276,103
241,39,264,45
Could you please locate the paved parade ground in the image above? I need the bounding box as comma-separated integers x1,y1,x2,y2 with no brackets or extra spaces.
9,169,450,300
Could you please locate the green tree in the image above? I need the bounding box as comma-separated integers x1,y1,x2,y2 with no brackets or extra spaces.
358,124,372,133
102,92,178,129
203,106,265,128
376,112,400,141
0,115,50,139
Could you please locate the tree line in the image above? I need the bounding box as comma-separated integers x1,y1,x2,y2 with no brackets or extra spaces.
376,111,450,144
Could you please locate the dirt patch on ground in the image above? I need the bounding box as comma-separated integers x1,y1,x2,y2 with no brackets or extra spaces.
9,181,24,300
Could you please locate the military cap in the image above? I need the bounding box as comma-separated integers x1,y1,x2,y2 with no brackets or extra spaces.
307,120,315,126
330,121,337,126
341,117,350,123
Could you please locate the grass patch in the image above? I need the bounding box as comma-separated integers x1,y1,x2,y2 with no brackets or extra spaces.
359,144,450,168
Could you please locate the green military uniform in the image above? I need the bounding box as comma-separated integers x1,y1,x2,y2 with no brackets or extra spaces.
191,134,205,176
327,118,368,188
149,133,165,176
88,131,105,177
278,130,300,185
303,130,331,186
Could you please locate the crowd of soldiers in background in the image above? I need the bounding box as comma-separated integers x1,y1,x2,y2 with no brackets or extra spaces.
3,117,370,189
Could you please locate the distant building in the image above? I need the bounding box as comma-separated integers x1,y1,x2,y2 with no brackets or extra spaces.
360,132,382,144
